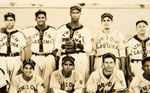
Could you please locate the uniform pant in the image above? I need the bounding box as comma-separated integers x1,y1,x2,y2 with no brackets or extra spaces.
5,56,22,81
31,54,55,91
130,61,143,76
94,56,120,71
59,53,89,84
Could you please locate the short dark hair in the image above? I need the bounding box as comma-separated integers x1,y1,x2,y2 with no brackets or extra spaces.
102,53,116,63
101,13,113,21
136,20,148,26
70,5,82,12
35,10,46,18
142,57,150,66
23,59,36,69
62,55,75,65
4,12,15,20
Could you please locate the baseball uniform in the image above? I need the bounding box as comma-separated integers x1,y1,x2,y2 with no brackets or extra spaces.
93,29,126,70
22,25,56,90
50,69,84,93
127,35,150,76
55,23,92,83
0,29,27,81
86,68,126,93
9,74,46,93
129,72,150,93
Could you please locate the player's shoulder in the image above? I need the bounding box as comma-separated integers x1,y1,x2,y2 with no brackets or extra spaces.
90,70,101,78
48,25,56,30
114,69,125,78
51,70,61,77
72,70,82,77
57,24,67,30
34,74,43,81
127,35,137,42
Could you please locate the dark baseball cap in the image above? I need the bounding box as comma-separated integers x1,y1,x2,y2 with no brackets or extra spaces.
103,53,116,63
62,56,75,65
136,20,148,26
23,59,36,69
70,5,82,12
4,12,15,20
101,13,113,21
142,57,150,66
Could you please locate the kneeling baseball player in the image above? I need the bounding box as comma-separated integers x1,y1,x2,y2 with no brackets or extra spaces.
86,53,128,93
50,56,84,93
9,59,46,93
129,57,150,93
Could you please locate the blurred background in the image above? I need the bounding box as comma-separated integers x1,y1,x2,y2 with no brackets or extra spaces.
0,0,150,39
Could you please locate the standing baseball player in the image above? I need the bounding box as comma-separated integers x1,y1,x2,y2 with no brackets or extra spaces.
22,10,56,91
0,12,27,82
55,5,92,84
9,59,46,93
86,53,127,93
129,57,150,93
126,20,150,82
92,13,126,72
50,55,84,93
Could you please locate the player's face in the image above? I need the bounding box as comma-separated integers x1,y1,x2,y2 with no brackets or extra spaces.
101,17,112,30
62,60,74,72
136,22,147,35
5,17,15,29
103,58,115,73
142,61,150,75
35,14,47,26
70,10,81,22
23,64,34,78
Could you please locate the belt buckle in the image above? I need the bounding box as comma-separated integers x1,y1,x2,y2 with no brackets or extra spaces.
10,53,14,57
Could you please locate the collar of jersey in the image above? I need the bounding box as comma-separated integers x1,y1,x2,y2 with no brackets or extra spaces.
134,35,149,43
66,23,83,31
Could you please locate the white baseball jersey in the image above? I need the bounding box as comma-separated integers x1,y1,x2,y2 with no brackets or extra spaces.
93,29,126,57
129,73,150,93
86,68,126,92
22,26,56,53
50,69,84,92
0,30,26,53
127,35,150,59
9,74,46,93
127,35,150,75
55,24,92,53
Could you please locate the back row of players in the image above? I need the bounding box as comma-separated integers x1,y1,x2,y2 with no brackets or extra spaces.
0,5,150,93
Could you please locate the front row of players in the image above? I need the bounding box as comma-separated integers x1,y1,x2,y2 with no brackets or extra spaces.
1,53,150,93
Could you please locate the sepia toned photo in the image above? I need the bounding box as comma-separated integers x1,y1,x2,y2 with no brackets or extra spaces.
0,0,150,93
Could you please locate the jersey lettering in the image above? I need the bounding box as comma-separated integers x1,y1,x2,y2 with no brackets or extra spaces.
17,85,37,93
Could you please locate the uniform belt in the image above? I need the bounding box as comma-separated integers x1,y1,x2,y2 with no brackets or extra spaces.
32,52,52,57
131,59,142,63
61,51,85,55
0,52,20,57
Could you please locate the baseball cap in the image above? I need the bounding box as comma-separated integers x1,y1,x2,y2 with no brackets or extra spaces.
62,56,75,65
136,20,148,26
23,59,36,69
70,5,82,12
142,57,150,66
35,9,46,18
4,12,15,20
101,13,113,21
102,53,116,63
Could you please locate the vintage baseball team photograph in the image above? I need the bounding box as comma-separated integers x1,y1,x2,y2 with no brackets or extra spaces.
0,0,150,93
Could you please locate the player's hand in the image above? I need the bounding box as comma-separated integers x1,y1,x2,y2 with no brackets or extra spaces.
62,39,76,50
